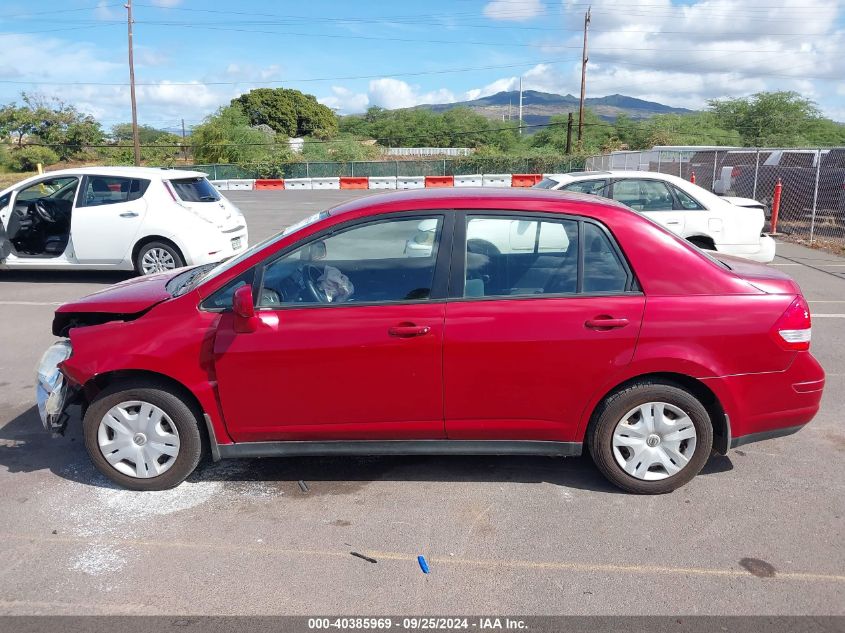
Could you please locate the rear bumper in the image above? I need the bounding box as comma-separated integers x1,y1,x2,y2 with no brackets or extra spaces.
718,235,776,263
185,227,249,266
704,352,824,450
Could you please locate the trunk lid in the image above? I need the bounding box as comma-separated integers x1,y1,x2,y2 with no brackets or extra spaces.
714,252,800,294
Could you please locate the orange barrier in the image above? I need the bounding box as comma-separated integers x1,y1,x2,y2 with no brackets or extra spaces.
340,177,369,189
511,174,543,187
425,175,454,188
254,179,285,190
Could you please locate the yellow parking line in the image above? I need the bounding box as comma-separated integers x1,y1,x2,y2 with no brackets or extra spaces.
3,533,843,583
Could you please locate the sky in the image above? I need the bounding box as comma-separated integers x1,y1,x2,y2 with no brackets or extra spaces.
0,0,843,132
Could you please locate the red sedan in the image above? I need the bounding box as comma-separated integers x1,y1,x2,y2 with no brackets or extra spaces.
36,189,824,493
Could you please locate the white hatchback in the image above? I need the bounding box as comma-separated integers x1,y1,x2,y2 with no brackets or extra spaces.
0,167,248,275
535,171,775,263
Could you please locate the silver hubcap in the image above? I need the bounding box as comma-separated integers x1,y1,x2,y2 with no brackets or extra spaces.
612,401,697,481
141,248,175,274
97,400,180,479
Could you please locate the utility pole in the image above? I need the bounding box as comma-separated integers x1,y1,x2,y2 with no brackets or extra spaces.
181,118,187,162
565,112,573,154
577,5,591,149
126,0,141,166
518,76,523,135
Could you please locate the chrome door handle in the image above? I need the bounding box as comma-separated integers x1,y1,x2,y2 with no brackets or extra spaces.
119,211,139,218
585,317,629,330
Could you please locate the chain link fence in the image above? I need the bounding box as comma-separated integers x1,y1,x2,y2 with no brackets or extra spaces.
191,156,588,181
586,148,845,250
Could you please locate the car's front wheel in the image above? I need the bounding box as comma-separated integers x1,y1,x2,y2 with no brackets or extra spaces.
135,241,184,276
588,380,713,494
83,380,204,490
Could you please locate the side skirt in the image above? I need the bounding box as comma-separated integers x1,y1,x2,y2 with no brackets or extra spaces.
215,439,583,460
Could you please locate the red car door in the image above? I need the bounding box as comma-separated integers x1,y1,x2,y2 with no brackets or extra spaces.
212,214,452,442
444,214,645,441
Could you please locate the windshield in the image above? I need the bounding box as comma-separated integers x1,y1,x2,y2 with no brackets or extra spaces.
533,177,561,189
170,210,330,296
169,177,221,202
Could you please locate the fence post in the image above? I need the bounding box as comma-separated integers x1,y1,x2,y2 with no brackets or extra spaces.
443,159,447,176
395,161,399,178
624,153,629,170
351,161,354,177
678,151,682,177
306,162,310,178
657,151,661,174
810,149,821,244
213,165,217,180
712,151,718,192
752,150,760,199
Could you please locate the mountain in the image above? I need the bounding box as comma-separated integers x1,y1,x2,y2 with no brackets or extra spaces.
416,90,692,128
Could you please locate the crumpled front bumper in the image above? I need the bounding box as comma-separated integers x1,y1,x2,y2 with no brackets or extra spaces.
35,340,74,434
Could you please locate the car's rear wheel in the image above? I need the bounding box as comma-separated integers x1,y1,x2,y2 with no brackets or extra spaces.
83,380,203,490
135,241,184,276
588,380,713,494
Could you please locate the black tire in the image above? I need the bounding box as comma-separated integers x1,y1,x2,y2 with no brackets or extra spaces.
588,380,713,494
83,380,204,491
134,240,185,276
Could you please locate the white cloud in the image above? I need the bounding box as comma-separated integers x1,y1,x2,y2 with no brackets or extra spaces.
148,0,184,6
319,86,370,113
367,78,455,110
94,0,117,20
483,0,545,21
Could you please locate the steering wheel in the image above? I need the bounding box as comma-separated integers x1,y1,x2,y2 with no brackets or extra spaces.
33,200,57,223
301,264,328,303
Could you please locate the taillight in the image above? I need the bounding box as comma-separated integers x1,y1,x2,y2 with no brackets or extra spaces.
771,296,812,351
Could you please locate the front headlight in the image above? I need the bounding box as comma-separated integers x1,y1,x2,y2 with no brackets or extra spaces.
37,340,72,392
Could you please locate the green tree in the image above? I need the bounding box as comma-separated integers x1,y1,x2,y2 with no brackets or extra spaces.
191,105,275,164
232,88,338,138
111,123,174,145
708,91,823,147
0,93,103,165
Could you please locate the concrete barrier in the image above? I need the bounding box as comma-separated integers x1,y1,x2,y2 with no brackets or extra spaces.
254,179,284,190
210,179,229,190
227,179,255,191
454,174,482,187
425,175,454,188
340,177,369,190
284,178,312,190
511,174,542,188
368,177,397,189
397,176,425,190
482,174,512,188
311,177,341,190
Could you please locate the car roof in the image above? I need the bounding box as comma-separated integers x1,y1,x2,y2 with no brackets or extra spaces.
43,166,208,179
325,186,632,217
546,170,696,185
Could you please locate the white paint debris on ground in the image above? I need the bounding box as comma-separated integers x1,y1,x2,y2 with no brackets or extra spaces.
72,544,126,576
53,459,282,579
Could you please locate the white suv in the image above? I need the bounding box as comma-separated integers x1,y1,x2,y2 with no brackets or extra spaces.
0,167,248,275
534,171,775,263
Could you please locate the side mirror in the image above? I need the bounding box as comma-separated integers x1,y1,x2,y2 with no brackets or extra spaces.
232,284,258,333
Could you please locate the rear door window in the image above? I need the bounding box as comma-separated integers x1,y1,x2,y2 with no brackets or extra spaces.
79,176,149,207
170,177,221,202
612,179,674,211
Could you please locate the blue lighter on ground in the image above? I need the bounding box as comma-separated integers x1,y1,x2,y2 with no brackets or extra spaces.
418,555,430,574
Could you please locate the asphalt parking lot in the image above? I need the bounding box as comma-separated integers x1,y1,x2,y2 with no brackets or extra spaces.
0,190,843,615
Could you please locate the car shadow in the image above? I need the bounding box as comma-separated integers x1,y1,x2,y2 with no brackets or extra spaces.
0,270,134,285
0,405,732,495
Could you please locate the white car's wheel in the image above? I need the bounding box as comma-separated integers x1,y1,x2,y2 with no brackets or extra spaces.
135,241,184,275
